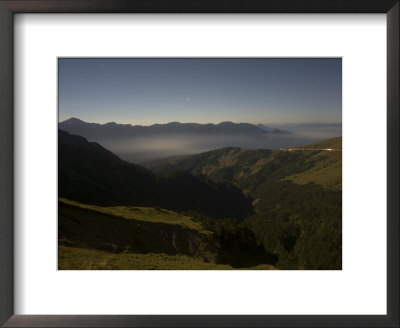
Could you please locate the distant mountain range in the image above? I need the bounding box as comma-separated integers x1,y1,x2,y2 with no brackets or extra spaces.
59,117,289,138
59,118,295,162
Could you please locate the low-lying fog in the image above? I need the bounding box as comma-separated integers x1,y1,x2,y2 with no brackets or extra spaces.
93,124,342,163
268,122,342,140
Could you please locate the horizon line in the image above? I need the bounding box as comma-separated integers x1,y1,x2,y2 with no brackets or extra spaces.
59,117,342,127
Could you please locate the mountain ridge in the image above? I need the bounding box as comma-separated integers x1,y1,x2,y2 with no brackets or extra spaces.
59,118,289,139
61,117,288,133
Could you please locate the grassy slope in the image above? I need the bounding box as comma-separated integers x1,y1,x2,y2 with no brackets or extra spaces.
283,151,341,190
283,137,342,190
59,198,207,233
59,246,277,270
302,136,342,150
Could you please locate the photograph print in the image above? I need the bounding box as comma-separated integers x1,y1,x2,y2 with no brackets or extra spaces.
58,58,342,270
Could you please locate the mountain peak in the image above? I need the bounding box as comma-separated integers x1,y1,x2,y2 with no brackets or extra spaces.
218,121,234,126
61,117,85,124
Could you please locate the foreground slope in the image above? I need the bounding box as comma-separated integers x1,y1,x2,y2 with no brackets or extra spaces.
58,199,278,270
59,199,216,261
59,246,233,270
59,246,277,270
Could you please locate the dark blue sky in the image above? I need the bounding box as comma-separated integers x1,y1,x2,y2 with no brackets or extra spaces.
58,58,341,125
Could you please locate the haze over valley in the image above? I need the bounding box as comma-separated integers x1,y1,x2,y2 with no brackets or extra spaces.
59,118,341,163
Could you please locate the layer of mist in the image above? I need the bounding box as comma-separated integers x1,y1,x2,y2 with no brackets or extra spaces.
92,128,341,163
268,123,342,140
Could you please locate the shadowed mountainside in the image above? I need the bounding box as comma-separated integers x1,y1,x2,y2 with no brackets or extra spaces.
58,129,252,220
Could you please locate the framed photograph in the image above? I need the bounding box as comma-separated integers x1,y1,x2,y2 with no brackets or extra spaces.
0,1,398,327
56,57,342,272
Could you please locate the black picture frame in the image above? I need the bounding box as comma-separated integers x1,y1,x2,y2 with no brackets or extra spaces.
0,1,398,327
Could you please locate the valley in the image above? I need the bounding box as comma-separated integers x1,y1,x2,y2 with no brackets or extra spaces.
58,129,342,270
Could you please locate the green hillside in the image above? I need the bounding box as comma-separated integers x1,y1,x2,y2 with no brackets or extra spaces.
283,151,341,190
299,136,342,150
281,137,342,190
144,137,342,191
